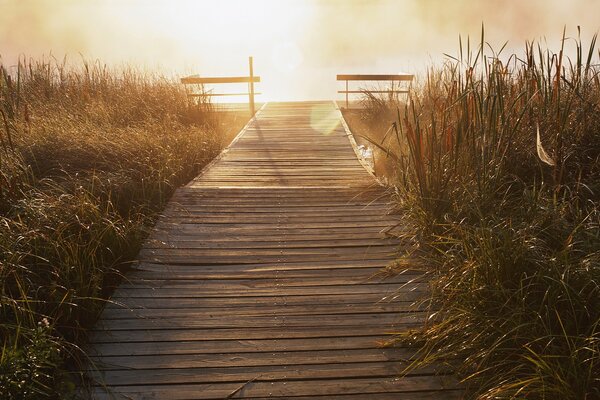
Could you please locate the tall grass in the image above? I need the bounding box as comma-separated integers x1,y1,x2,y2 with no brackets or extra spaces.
0,56,233,398
359,28,600,399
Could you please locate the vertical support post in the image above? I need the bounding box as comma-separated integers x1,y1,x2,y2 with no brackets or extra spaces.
407,77,413,107
248,56,255,116
345,80,349,109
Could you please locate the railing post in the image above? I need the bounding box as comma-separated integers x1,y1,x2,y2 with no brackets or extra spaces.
345,80,349,109
249,56,255,116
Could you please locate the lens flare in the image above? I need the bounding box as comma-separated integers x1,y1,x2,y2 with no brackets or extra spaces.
310,103,341,135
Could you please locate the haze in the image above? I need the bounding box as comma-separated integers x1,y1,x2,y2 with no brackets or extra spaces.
1,0,599,101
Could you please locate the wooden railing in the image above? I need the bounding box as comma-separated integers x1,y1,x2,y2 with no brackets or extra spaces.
336,73,414,108
181,57,260,115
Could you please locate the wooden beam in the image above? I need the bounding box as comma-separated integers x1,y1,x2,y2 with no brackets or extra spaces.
345,79,349,108
336,74,413,81
181,76,261,84
187,93,262,97
249,56,256,116
338,90,410,94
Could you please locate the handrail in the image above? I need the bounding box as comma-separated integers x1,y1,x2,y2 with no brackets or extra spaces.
337,74,413,81
336,73,413,108
181,57,260,115
181,76,260,84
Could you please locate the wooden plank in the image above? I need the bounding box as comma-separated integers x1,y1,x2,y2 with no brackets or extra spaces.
110,283,427,299
124,271,390,283
145,235,397,246
181,76,260,84
131,259,398,271
155,215,395,224
102,292,417,310
89,336,396,356
139,245,398,258
95,312,426,331
89,361,446,386
170,188,385,196
222,393,462,400
99,303,422,320
151,221,394,230
336,74,414,81
91,376,456,400
126,266,414,280
89,325,419,344
161,204,391,213
136,255,401,265
187,92,263,97
117,273,419,288
91,391,462,400
149,229,395,238
147,237,395,248
91,348,416,370
338,90,410,94
178,190,382,195
242,393,463,400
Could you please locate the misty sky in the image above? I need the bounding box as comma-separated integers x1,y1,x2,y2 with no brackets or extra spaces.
1,0,599,100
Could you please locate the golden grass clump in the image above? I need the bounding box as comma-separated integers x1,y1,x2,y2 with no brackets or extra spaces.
0,56,236,398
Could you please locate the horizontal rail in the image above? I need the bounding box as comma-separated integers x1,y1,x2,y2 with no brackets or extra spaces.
336,74,413,81
337,90,410,94
187,92,263,97
181,76,261,84
182,57,259,116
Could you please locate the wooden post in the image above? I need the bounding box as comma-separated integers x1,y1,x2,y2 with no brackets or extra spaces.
345,79,349,109
248,56,255,116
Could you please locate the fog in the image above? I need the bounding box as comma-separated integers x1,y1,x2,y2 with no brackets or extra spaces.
1,0,599,100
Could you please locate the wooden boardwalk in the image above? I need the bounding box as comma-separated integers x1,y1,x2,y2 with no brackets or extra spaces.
88,102,458,399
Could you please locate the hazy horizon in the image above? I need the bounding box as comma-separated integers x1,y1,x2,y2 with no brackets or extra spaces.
2,0,599,101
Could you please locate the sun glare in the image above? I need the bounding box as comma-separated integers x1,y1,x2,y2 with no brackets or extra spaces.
117,0,315,101
2,0,599,102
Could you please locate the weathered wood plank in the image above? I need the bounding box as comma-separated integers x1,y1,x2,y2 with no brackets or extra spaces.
130,259,399,271
89,361,442,386
89,336,395,356
90,376,456,400
124,266,416,281
102,292,418,310
95,312,426,331
110,283,427,299
91,347,415,370
89,325,419,344
99,303,424,320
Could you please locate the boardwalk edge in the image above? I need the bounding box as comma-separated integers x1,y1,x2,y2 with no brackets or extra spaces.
332,100,385,188
186,103,268,188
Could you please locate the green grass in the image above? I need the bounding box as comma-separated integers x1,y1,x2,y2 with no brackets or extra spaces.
0,56,245,398
355,27,600,399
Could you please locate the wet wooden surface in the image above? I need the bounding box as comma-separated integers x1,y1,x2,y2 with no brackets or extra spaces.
87,101,458,399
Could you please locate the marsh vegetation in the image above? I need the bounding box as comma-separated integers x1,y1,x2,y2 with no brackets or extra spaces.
346,29,600,399
0,57,247,398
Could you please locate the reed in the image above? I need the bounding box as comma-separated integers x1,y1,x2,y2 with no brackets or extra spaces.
358,27,600,399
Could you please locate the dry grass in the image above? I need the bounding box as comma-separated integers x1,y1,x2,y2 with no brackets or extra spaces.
0,56,247,398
